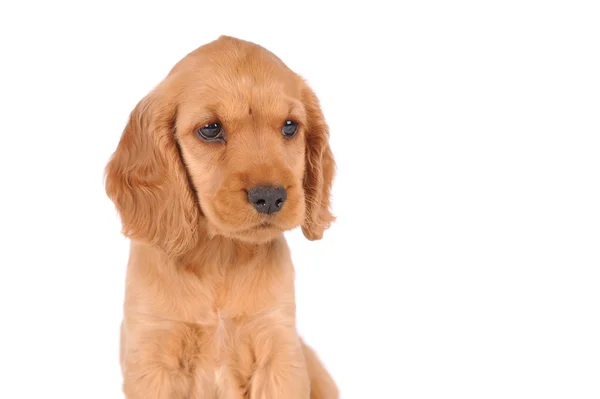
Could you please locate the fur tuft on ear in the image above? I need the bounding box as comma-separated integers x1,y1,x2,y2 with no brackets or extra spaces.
301,83,336,241
105,89,200,256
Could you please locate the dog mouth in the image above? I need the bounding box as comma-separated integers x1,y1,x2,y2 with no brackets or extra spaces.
204,194,302,241
242,219,291,234
256,221,275,229
242,221,279,234
217,220,286,243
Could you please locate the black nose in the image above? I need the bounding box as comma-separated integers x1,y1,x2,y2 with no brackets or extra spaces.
247,186,287,214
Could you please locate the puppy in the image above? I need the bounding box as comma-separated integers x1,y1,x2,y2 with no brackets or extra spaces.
105,36,338,398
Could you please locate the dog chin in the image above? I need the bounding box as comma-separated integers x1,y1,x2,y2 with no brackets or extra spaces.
232,230,281,243
205,220,287,244
225,225,287,244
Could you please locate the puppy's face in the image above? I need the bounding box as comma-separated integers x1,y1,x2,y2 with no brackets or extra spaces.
106,36,334,253
175,53,308,243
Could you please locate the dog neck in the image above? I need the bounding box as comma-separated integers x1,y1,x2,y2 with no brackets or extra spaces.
177,219,289,275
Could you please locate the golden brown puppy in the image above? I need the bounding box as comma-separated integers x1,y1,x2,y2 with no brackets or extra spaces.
105,36,337,398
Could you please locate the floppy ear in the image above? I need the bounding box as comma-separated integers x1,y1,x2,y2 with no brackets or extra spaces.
301,83,336,241
105,89,200,256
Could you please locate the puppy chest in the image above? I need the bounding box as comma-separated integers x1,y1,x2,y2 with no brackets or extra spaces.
176,311,255,396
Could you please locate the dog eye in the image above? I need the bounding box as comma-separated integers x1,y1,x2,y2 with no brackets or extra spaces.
282,120,298,138
197,122,223,140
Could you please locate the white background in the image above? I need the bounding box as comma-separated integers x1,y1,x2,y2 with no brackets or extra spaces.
1,1,599,398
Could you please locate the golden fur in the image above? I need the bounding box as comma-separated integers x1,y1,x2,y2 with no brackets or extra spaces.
105,36,337,398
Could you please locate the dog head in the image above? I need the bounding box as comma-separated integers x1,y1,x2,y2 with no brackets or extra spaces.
105,36,334,255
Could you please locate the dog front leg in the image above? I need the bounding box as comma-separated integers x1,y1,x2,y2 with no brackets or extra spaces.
249,331,310,399
121,322,202,399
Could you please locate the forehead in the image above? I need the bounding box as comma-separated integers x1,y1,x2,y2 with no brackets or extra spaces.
171,40,306,127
